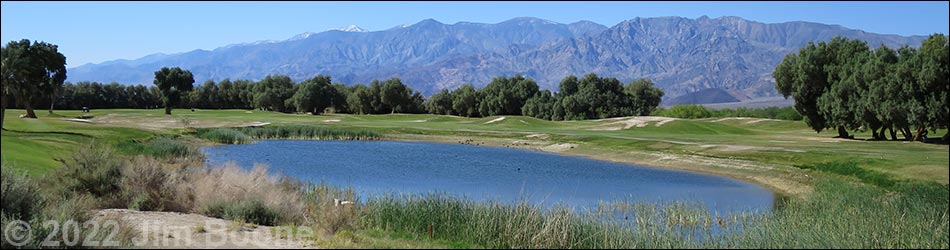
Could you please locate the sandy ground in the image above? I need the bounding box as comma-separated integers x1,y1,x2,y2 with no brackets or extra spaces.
484,117,506,124
540,143,579,153
87,114,271,132
62,118,94,123
94,209,316,249
589,116,677,131
321,119,341,123
710,117,779,125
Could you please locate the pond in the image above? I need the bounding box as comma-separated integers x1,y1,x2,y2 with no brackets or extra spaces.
203,140,774,214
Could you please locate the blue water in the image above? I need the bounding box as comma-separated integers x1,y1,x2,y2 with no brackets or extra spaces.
203,140,774,214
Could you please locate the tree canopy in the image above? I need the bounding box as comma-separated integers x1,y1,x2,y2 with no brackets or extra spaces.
1,39,67,121
773,34,948,142
153,67,195,115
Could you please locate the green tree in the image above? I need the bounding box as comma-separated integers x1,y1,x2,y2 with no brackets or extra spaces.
329,83,350,113
478,75,539,116
452,84,480,117
380,78,410,114
915,34,949,142
774,41,832,135
1,39,67,119
625,78,664,116
291,75,334,114
153,67,195,115
522,90,555,120
252,75,295,112
814,39,871,139
346,84,375,115
425,89,455,115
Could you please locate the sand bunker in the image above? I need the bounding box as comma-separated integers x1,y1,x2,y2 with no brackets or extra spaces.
589,116,677,131
484,117,506,124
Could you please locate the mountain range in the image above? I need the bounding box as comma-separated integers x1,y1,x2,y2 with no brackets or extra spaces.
67,16,927,103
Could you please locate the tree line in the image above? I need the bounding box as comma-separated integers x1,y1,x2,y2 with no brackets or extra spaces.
2,39,666,125
426,74,664,120
773,34,948,142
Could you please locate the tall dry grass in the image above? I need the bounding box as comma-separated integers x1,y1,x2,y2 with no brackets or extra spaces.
189,163,306,226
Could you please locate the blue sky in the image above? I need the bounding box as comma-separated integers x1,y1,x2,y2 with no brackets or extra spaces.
2,1,948,67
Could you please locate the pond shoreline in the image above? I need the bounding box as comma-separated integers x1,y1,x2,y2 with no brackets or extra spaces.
203,139,776,215
383,133,809,198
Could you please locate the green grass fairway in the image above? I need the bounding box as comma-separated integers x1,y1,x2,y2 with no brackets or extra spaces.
2,109,947,195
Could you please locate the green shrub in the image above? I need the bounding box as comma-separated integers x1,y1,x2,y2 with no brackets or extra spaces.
201,199,280,226
1,167,44,221
52,145,124,203
654,105,713,119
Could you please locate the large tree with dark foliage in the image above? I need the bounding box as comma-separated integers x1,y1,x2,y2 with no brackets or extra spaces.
775,34,949,142
291,75,335,115
153,67,194,115
625,78,664,116
1,39,67,119
252,75,295,112
478,75,539,116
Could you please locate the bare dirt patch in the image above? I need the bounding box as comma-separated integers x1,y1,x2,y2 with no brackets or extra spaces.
540,143,578,153
94,209,315,249
526,133,549,139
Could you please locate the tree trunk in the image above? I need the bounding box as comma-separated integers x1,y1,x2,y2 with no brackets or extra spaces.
165,105,172,115
901,127,913,140
912,127,926,142
943,132,949,144
889,127,898,141
871,128,880,140
23,101,37,118
834,126,851,139
1,93,6,130
49,95,56,114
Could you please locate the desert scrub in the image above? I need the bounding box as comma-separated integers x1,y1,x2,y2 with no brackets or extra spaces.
1,167,44,221
50,145,125,207
190,163,306,226
2,165,99,249
120,156,192,212
201,199,280,226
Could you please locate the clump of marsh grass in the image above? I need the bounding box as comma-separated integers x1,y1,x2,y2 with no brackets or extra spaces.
196,128,253,144
236,125,381,141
